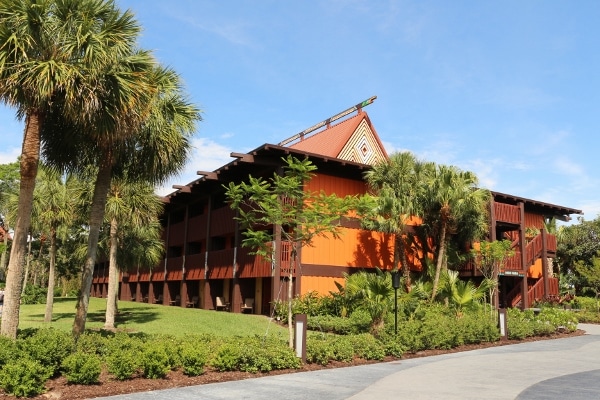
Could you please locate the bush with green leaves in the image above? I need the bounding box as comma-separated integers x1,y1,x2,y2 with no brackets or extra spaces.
140,345,171,379
61,352,102,385
179,342,209,376
19,328,73,375
211,337,300,373
106,349,140,381
306,335,335,365
0,357,52,397
0,335,20,368
347,333,386,360
20,284,49,305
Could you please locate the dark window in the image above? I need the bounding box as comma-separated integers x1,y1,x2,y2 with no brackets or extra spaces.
189,201,205,217
168,246,183,257
187,241,202,255
210,236,226,251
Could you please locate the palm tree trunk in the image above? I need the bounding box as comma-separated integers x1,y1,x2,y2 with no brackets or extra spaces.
44,228,57,323
73,157,112,339
431,223,447,300
21,231,33,296
0,230,9,278
1,112,41,339
104,217,119,330
398,236,412,292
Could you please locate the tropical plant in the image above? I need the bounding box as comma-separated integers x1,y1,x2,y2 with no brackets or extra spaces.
419,164,490,300
470,239,515,311
101,178,164,330
359,151,432,291
0,0,145,339
342,269,395,333
225,155,356,347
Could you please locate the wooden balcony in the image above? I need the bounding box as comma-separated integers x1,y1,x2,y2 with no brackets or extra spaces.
494,203,520,225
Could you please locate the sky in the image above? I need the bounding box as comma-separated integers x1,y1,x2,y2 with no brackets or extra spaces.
1,1,598,223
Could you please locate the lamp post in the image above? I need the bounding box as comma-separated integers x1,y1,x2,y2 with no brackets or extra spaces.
392,270,401,335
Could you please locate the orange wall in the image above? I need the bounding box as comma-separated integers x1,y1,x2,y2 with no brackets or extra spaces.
300,276,343,296
301,228,394,268
304,172,367,196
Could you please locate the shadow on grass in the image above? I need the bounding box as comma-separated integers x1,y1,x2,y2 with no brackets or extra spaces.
25,305,161,327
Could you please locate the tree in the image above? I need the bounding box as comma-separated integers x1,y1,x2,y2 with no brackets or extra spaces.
470,239,514,312
575,256,600,312
421,164,490,301
101,179,164,330
41,62,199,338
359,152,432,292
556,216,600,294
31,166,79,322
226,156,356,348
343,268,394,333
0,0,143,339
0,160,19,276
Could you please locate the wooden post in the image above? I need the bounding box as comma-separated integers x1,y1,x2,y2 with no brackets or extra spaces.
519,202,528,309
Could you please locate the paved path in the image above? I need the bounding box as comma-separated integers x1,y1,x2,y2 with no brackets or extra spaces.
97,324,600,400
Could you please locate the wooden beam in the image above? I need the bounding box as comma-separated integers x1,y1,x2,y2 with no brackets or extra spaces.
197,171,218,180
172,185,191,193
230,152,254,163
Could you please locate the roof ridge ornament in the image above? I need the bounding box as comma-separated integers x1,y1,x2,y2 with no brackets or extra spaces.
278,96,376,147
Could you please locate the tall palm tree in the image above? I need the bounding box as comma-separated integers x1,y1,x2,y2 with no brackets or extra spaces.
0,0,142,339
361,152,432,291
43,64,199,338
422,165,490,300
33,166,79,322
101,179,163,330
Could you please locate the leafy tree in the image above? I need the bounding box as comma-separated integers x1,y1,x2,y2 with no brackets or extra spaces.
470,239,514,311
0,0,143,339
226,156,356,347
574,256,600,312
420,164,490,300
32,166,80,322
0,160,19,275
42,61,199,337
101,179,164,330
359,152,432,292
556,216,600,293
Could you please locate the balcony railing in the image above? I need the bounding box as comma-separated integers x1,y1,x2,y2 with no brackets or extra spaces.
494,203,520,224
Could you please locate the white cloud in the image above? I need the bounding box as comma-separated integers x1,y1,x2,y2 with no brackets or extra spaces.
155,137,234,197
0,147,20,164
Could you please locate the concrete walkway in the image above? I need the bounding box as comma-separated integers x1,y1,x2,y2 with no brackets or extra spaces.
97,324,600,400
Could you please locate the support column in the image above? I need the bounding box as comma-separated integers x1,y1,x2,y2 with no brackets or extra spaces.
541,228,549,301
519,202,528,309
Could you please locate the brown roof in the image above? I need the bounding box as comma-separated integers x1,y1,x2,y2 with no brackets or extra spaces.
288,111,387,159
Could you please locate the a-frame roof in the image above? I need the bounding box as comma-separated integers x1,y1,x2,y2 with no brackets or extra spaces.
287,111,388,165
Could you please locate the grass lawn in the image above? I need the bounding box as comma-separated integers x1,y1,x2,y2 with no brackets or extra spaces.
17,297,288,338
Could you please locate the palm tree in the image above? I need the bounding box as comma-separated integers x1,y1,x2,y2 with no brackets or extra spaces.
421,165,490,301
361,152,432,291
42,63,199,338
0,0,142,339
33,167,80,322
343,268,394,334
101,179,164,330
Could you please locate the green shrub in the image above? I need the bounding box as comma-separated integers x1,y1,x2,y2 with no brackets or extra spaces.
19,328,73,375
106,349,139,381
75,331,111,357
211,337,300,373
420,307,458,349
0,357,52,397
179,343,208,376
140,345,171,379
20,284,48,305
347,333,385,360
507,308,535,339
394,317,424,353
0,336,20,368
306,335,334,365
62,352,102,385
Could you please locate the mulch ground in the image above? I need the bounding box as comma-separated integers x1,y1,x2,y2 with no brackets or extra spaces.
0,328,585,400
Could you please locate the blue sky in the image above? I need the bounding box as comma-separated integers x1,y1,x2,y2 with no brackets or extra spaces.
1,1,598,222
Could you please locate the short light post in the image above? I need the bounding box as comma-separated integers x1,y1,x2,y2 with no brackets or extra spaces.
392,270,401,335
